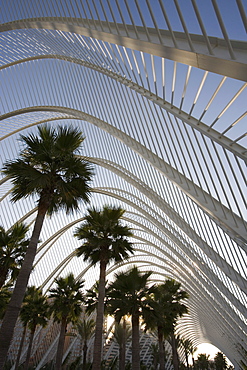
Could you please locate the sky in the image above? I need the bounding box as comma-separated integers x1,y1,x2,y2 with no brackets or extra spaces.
192,343,233,366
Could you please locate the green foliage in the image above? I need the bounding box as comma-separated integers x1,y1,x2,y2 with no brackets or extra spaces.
77,316,95,343
49,274,85,370
0,284,12,319
85,282,110,315
76,315,95,369
148,279,189,334
49,273,84,325
0,222,29,287
75,205,134,266
180,338,196,368
107,266,154,322
214,352,227,370
107,267,154,370
20,286,50,331
16,286,50,370
149,343,159,369
112,320,132,346
3,125,93,215
196,354,210,370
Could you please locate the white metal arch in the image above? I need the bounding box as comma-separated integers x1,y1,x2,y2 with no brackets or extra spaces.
1,106,246,244
1,17,247,81
1,56,246,161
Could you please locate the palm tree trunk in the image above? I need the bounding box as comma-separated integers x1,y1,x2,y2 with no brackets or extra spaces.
158,326,165,370
119,342,124,370
131,313,140,370
170,332,179,370
14,325,27,370
55,318,67,370
192,356,195,369
0,200,48,368
92,259,106,370
24,326,36,370
185,352,189,368
83,342,88,370
119,319,126,370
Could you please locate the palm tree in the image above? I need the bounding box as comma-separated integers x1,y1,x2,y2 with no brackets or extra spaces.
16,286,50,370
150,343,159,370
181,338,195,369
14,324,28,370
189,342,197,368
0,124,93,366
77,316,96,369
74,205,133,370
0,222,29,288
146,279,189,370
112,319,131,370
196,353,210,370
107,266,154,370
85,281,110,316
170,333,182,370
49,273,84,370
214,352,227,370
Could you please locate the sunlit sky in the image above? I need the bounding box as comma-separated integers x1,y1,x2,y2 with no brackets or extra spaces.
192,343,233,366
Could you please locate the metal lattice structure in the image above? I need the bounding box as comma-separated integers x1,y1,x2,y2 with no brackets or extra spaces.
0,1,246,367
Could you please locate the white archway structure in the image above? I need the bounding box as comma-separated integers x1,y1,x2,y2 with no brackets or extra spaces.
0,1,246,367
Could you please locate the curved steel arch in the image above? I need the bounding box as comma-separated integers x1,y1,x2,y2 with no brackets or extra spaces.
1,66,245,160
1,18,247,81
1,106,246,244
0,55,247,163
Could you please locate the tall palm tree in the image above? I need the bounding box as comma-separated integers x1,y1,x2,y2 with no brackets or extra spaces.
14,324,28,370
149,343,159,370
196,353,210,370
112,319,131,370
0,222,29,288
170,333,182,370
76,316,96,369
107,266,154,370
49,273,84,370
146,279,189,370
17,286,50,370
189,343,198,368
0,124,93,366
74,205,133,370
143,310,168,370
214,352,228,370
181,338,194,369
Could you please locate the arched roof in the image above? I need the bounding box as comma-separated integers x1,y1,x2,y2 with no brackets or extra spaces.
0,1,246,367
